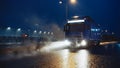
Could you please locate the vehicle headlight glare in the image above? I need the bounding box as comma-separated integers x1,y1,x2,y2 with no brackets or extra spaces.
80,40,87,46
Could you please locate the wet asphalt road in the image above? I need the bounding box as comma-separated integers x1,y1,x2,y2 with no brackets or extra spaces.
0,43,120,68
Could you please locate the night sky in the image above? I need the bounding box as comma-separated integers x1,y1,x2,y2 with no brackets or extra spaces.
0,0,120,36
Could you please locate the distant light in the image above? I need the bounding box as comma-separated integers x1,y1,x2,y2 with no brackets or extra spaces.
39,31,42,34
34,30,37,33
91,28,100,31
68,19,85,23
48,32,50,34
91,29,95,31
44,31,46,34
7,27,11,30
25,34,28,37
105,30,108,32
17,28,21,32
112,32,114,35
51,32,54,35
22,34,28,38
59,1,62,4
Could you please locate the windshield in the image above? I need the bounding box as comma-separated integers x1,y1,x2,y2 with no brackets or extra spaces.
65,23,90,32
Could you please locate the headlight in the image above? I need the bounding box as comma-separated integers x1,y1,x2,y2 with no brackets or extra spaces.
80,40,87,46
64,40,71,45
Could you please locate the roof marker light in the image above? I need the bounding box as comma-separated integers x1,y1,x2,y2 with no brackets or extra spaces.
68,19,85,23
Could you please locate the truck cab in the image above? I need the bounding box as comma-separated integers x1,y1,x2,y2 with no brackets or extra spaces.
64,18,101,50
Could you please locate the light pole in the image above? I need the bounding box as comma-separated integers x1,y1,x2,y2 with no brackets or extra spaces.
59,0,77,23
6,27,11,36
16,28,21,37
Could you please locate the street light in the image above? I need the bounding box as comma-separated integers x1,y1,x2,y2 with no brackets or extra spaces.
7,27,11,30
51,32,54,35
59,1,62,4
48,32,50,35
6,27,11,37
59,0,77,23
34,30,37,33
44,31,46,34
70,0,77,5
17,28,21,32
39,31,42,34
16,28,21,37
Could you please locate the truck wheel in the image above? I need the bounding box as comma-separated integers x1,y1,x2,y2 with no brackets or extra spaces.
69,48,78,53
95,41,100,45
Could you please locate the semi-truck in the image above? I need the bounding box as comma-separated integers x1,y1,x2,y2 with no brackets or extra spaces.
64,17,101,51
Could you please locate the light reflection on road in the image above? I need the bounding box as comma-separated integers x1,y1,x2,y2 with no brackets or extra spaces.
76,50,89,68
1,42,120,68
58,49,89,68
59,49,70,68
40,40,90,68
1,47,119,68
